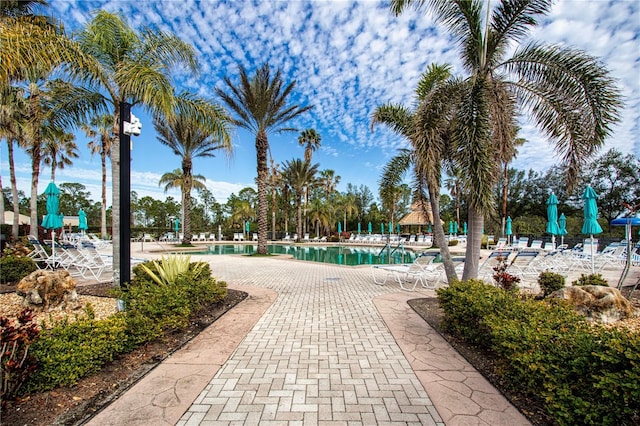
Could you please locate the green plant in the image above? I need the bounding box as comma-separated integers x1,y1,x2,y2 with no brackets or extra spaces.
138,254,204,285
538,271,566,296
572,273,609,287
1,310,40,404
0,255,37,284
571,274,609,287
492,257,521,291
27,313,129,392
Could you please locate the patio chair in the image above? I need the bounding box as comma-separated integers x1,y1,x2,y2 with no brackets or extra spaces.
517,237,529,250
371,252,441,291
507,250,542,280
530,240,544,250
27,236,57,270
478,250,514,284
252,233,258,241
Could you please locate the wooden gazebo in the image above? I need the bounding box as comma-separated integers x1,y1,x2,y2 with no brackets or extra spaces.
398,201,434,233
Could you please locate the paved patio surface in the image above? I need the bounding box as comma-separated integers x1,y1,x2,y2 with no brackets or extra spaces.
86,251,531,425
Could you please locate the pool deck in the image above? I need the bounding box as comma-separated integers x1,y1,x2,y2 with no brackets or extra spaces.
85,242,536,426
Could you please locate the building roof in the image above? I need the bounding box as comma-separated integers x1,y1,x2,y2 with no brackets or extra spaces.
398,202,434,225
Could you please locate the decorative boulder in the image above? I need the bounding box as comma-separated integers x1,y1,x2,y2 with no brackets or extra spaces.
17,270,80,311
549,285,637,323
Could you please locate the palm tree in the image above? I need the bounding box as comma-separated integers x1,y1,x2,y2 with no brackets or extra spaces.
0,86,26,238
42,130,78,181
83,114,113,239
298,128,321,163
319,169,341,199
154,95,232,245
392,0,621,279
282,158,319,242
1,0,97,89
159,168,207,239
372,63,460,283
216,63,313,254
77,10,200,284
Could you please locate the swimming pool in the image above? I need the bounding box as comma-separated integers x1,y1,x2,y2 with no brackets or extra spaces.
188,244,424,266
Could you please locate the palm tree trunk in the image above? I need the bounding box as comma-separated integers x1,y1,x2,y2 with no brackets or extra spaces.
296,192,303,242
256,131,269,254
428,182,457,283
462,205,484,280
501,164,508,236
182,158,192,245
8,140,20,239
29,149,40,237
100,150,107,238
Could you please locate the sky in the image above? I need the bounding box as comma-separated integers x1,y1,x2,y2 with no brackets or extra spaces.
3,0,639,207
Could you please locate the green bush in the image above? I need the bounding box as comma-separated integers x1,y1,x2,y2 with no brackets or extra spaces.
538,271,565,296
19,260,227,395
572,273,609,287
26,313,129,392
0,255,37,284
438,280,640,425
115,261,227,347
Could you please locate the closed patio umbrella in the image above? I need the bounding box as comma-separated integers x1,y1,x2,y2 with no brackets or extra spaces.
558,213,568,246
380,223,384,234
368,222,372,234
78,208,88,234
505,216,512,244
463,222,467,235
546,193,560,248
357,223,361,234
581,186,603,272
174,218,180,233
448,221,453,235
338,222,342,234
41,182,64,267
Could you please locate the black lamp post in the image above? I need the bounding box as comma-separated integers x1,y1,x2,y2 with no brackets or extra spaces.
118,102,141,289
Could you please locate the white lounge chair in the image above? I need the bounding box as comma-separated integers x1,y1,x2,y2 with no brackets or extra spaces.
371,253,441,291
252,233,258,241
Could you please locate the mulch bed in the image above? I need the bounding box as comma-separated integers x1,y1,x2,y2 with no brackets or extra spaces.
0,283,247,426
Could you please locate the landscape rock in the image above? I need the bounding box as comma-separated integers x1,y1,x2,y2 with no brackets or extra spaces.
549,285,637,323
17,270,80,311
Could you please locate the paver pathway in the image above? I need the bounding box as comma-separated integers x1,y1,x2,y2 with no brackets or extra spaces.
88,253,530,425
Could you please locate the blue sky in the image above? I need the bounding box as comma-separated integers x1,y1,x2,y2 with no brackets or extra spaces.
4,0,639,206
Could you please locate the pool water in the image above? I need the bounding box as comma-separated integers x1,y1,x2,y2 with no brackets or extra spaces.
190,244,423,266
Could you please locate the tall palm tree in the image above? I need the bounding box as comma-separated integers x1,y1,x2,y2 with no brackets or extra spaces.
282,158,319,242
319,169,341,199
42,130,78,181
83,114,113,238
77,10,200,284
268,158,281,239
0,86,26,238
216,63,313,254
372,63,460,283
154,95,232,245
298,128,321,163
392,0,621,279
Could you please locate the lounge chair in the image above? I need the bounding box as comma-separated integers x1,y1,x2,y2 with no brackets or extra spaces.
302,233,310,242
208,233,216,241
478,250,514,284
371,252,441,291
252,233,258,241
530,240,544,250
516,237,529,250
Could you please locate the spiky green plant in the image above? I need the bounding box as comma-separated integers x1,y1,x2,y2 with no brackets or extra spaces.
138,254,203,286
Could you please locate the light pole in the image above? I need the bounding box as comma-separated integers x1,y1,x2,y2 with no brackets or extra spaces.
118,102,141,289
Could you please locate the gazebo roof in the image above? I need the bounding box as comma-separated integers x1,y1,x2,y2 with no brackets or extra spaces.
398,202,434,226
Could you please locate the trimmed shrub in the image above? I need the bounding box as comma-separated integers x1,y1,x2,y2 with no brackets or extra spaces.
438,280,640,425
538,271,565,296
0,255,37,284
572,273,609,287
26,312,129,392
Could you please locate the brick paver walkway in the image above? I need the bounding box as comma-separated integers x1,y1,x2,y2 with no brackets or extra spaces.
179,256,442,425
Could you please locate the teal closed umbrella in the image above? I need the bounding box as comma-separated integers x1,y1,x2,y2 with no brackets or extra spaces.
396,223,400,234
546,193,560,247
448,221,453,234
78,208,88,234
463,222,467,235
358,223,361,234
558,213,568,246
41,182,64,267
174,218,180,233
428,223,432,233
581,186,603,272
338,222,342,234
505,216,512,244
454,221,458,234
388,222,393,234
368,222,372,234
380,223,384,234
